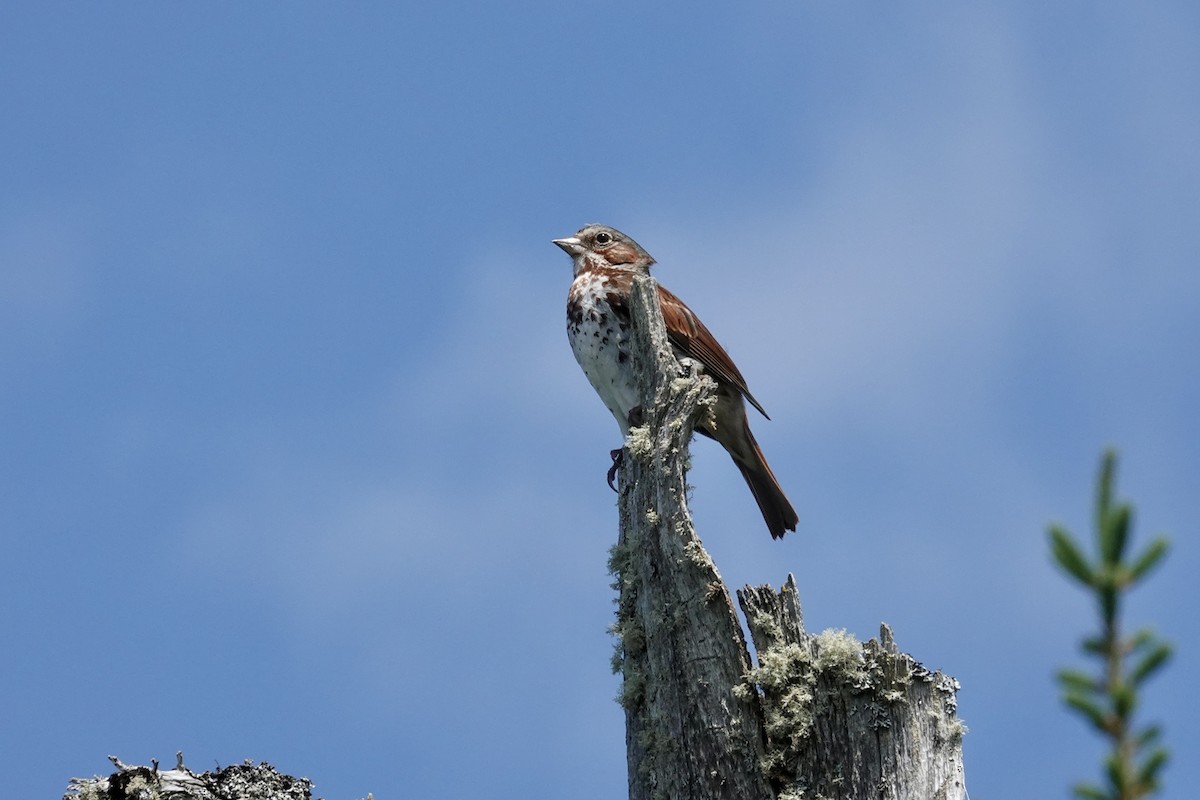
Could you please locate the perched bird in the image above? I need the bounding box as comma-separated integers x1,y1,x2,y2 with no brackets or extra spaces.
553,224,798,539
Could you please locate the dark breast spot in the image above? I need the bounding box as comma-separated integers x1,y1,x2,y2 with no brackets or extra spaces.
567,297,584,327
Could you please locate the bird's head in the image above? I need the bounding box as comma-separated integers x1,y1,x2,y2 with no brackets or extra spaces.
553,224,656,277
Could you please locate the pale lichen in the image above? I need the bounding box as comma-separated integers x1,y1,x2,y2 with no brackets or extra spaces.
742,641,818,779
814,628,868,685
683,539,713,570
626,425,654,458
748,610,784,644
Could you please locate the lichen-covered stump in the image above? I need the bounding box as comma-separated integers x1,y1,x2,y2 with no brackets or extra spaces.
608,274,968,800
738,577,967,800
65,755,317,800
609,276,773,800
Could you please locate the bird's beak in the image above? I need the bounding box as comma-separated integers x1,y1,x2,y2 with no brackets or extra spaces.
552,236,583,255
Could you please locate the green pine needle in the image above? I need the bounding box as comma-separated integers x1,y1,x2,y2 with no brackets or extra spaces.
1064,693,1109,732
1050,526,1096,585
1072,783,1108,800
1128,537,1169,582
1130,644,1172,686
1137,749,1169,786
1135,725,1162,748
1100,505,1131,567
1057,668,1098,693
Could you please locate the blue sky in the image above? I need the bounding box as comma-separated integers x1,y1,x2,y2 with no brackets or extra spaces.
3,3,1197,798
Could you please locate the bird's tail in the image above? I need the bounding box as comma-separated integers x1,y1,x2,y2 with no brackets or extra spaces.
732,423,798,540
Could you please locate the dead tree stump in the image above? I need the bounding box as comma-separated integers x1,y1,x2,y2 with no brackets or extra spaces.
609,275,967,800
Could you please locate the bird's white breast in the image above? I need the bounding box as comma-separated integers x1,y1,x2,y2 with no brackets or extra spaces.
567,272,639,435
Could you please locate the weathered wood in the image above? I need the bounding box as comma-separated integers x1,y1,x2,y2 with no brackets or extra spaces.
609,275,773,800
64,754,317,800
739,576,968,800
610,274,968,800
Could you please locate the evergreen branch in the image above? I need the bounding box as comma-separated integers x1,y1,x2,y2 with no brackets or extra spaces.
1051,450,1172,800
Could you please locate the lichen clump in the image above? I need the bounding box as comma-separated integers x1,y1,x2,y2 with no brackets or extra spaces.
738,642,817,776
626,425,654,458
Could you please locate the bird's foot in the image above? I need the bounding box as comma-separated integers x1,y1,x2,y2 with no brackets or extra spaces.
607,448,624,492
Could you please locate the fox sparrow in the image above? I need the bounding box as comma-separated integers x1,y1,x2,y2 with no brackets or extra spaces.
553,224,798,539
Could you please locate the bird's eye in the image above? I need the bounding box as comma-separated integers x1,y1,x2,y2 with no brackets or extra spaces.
594,231,613,245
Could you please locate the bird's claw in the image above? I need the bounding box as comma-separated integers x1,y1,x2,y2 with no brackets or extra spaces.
607,448,623,492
